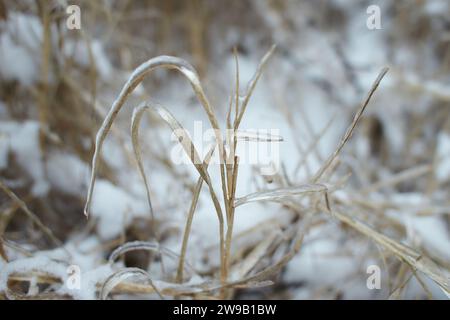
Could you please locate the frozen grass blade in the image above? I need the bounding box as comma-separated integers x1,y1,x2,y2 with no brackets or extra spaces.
108,241,191,270
234,45,276,129
231,232,278,279
293,111,336,176
131,102,226,281
85,55,226,218
132,102,204,181
235,130,283,142
130,106,155,220
222,46,277,296
321,204,450,296
100,267,163,300
176,144,216,283
108,240,196,279
234,184,328,207
312,67,389,183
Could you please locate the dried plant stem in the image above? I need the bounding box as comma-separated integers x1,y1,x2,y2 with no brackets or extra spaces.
223,157,239,271
84,55,227,218
0,180,64,249
84,55,230,286
234,45,276,129
131,103,226,283
294,112,336,176
220,47,275,297
176,145,216,283
321,204,450,295
100,267,163,300
234,184,328,207
312,67,389,183
362,164,432,194
85,47,276,297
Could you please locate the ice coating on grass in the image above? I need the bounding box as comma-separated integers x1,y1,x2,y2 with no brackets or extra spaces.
46,151,90,196
0,256,67,295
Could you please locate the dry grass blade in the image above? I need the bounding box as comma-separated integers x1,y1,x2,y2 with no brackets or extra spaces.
131,101,206,220
231,232,278,279
362,164,432,194
84,55,225,218
108,241,192,271
108,274,273,297
132,102,204,181
234,184,328,207
108,241,196,280
176,144,216,283
176,175,205,283
235,130,283,142
294,111,336,176
312,67,389,183
1,256,68,300
234,45,276,129
131,101,226,282
0,180,64,249
326,206,450,296
100,267,163,300
227,227,306,289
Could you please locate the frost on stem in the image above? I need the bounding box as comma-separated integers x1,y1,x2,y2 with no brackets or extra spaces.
84,55,225,218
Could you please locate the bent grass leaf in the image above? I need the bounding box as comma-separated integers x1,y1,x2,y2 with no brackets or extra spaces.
176,144,216,283
131,102,226,283
108,240,195,276
234,184,328,207
235,130,283,142
100,267,163,300
85,55,225,218
235,45,276,129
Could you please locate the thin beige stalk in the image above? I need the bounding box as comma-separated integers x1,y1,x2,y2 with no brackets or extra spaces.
312,67,389,183
176,145,216,283
84,55,227,219
131,102,226,282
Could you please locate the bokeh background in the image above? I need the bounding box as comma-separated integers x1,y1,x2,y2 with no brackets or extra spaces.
0,0,450,299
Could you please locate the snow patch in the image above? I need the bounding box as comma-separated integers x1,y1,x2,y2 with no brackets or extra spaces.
0,256,67,294
90,179,148,239
46,151,90,196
